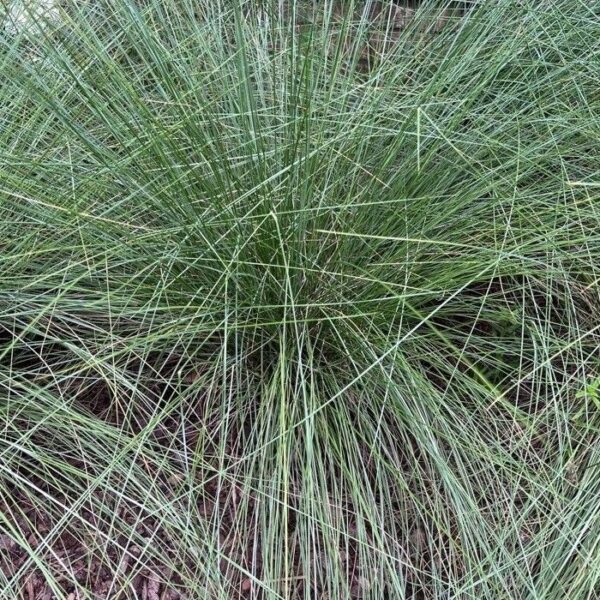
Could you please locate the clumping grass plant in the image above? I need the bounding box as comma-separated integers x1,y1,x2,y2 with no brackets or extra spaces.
1,0,599,598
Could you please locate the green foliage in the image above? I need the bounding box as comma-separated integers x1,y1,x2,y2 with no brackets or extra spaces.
575,375,600,412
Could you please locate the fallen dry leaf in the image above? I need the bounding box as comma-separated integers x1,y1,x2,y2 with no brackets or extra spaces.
147,572,161,600
0,535,16,550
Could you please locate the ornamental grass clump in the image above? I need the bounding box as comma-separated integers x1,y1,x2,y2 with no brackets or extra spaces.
1,1,599,598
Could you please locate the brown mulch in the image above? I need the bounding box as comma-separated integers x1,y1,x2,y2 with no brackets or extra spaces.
0,493,185,600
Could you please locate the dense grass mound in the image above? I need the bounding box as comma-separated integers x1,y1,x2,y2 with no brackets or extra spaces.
1,1,599,597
